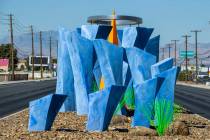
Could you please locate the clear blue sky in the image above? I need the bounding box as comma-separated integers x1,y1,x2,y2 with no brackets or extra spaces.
1,0,210,45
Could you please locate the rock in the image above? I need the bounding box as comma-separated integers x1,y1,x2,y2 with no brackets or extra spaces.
167,121,189,136
129,126,158,136
110,116,129,125
205,125,210,131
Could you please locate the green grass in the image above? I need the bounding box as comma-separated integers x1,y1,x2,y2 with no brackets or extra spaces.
91,80,99,92
174,104,183,113
155,99,174,136
115,86,135,114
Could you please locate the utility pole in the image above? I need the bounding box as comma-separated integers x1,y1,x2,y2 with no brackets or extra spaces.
56,39,58,77
56,40,58,59
171,40,179,66
160,48,165,60
49,36,52,75
39,31,43,79
182,35,191,82
191,30,201,84
166,43,172,58
9,14,14,80
30,25,35,80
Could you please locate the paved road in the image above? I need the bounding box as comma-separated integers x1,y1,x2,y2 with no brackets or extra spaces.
175,84,210,119
1,80,209,120
0,79,56,118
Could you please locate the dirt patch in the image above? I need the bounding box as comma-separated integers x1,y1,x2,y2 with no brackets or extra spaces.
0,109,210,140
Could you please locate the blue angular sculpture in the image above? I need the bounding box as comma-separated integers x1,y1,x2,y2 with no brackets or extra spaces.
76,27,81,34
132,78,157,127
117,29,123,44
122,48,132,86
126,47,156,86
122,61,129,85
28,94,67,131
155,67,178,125
145,35,160,62
81,25,112,40
86,85,126,132
151,58,174,78
92,60,102,87
156,67,177,100
93,39,124,87
56,27,75,112
67,31,94,115
122,27,154,49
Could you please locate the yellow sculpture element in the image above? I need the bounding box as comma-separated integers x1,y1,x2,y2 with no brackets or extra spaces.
108,10,118,45
99,78,105,90
99,10,118,90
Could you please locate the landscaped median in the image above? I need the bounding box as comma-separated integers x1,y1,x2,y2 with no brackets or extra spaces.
0,106,210,140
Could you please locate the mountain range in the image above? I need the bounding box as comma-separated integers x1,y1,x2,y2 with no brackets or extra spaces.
0,30,210,65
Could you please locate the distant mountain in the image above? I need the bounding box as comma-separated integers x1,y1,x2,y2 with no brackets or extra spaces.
1,31,210,65
160,42,210,66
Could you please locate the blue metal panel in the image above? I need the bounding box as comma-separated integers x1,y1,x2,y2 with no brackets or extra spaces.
145,35,160,62
56,27,76,112
122,27,154,49
134,27,154,50
76,27,81,35
96,25,112,39
155,67,178,124
126,47,156,86
122,27,137,48
86,85,126,131
81,25,112,40
151,58,174,78
28,94,67,131
117,29,123,43
132,78,157,127
93,39,124,87
67,32,94,115
81,25,98,40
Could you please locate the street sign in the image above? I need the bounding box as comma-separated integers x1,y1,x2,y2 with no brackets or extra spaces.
179,51,195,58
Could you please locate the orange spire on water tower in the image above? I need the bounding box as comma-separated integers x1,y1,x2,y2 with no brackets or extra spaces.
108,10,118,45
99,10,119,90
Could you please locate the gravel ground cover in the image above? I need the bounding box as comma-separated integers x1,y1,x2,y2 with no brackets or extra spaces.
0,109,210,140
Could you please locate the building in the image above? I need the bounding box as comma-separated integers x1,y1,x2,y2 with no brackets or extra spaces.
0,59,9,72
17,59,27,71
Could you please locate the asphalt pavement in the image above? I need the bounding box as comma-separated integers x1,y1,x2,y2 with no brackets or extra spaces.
0,79,56,118
0,79,210,121
175,84,210,119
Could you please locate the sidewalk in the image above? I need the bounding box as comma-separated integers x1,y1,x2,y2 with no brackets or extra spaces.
177,81,210,90
0,77,56,85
